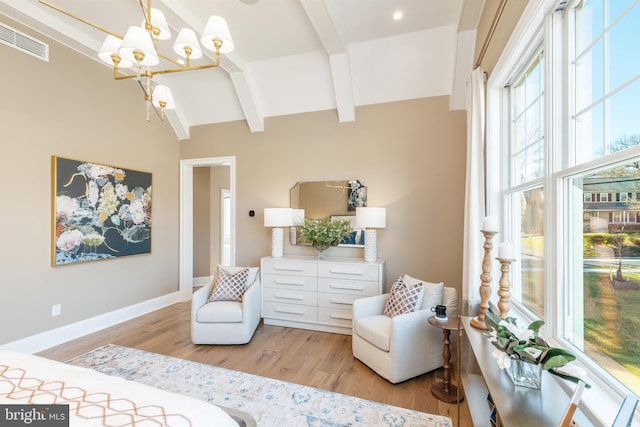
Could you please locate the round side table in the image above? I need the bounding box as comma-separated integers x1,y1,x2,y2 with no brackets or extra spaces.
427,316,464,403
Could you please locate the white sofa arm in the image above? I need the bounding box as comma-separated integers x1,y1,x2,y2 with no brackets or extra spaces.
442,287,458,317
241,278,262,319
192,283,213,321
389,308,431,345
353,293,388,322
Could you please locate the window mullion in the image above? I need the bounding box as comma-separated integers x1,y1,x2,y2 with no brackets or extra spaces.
546,9,564,337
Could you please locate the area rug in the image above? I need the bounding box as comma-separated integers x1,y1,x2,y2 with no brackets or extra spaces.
66,344,452,427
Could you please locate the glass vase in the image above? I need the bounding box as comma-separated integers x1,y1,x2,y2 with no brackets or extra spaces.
507,358,542,389
312,242,330,257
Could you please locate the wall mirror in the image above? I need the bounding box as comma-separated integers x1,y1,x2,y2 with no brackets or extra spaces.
290,180,366,246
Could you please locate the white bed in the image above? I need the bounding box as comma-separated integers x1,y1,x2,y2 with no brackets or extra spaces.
0,349,244,426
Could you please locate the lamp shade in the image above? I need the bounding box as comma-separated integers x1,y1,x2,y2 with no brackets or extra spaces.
119,26,159,66
141,8,171,40
291,209,305,226
264,208,293,227
356,207,386,229
151,85,175,109
98,35,133,68
201,16,234,53
173,28,203,59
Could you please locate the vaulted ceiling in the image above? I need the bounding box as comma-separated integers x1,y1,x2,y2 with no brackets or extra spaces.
0,0,484,140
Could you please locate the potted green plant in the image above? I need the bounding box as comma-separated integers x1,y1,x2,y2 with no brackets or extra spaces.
484,311,590,389
296,218,353,255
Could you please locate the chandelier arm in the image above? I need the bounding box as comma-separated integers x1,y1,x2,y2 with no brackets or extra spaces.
149,62,222,76
158,54,183,67
137,0,151,31
111,59,223,81
39,0,123,38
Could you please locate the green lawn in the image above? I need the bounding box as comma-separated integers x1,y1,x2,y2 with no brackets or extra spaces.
583,271,640,378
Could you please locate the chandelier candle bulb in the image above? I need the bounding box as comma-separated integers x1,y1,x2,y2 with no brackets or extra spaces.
482,216,499,232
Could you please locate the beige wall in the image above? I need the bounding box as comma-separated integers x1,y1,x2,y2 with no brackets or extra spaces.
193,168,211,276
181,97,467,293
0,18,180,344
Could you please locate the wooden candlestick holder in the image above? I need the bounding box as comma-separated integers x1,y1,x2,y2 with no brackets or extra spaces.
470,230,498,330
496,257,516,319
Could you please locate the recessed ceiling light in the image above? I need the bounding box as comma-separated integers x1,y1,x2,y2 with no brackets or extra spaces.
393,11,403,21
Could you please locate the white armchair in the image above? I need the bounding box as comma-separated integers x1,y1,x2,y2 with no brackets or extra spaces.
352,283,458,383
191,274,262,345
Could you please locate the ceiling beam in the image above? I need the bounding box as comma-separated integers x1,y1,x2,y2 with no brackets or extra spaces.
230,71,264,132
300,0,355,123
159,0,264,133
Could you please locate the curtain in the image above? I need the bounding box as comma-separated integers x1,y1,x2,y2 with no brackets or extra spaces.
461,68,486,317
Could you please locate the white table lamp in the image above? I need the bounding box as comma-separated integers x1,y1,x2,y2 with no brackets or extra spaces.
356,207,386,262
264,208,293,258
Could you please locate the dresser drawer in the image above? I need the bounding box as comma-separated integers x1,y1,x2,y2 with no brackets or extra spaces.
317,293,361,310
263,274,317,291
318,307,353,327
318,262,379,281
318,278,380,296
264,287,318,306
263,301,317,321
262,259,317,277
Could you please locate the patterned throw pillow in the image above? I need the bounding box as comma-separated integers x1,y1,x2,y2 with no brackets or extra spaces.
383,277,424,318
208,266,249,302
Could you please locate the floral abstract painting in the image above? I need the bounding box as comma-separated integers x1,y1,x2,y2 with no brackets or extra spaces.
348,180,367,211
52,156,152,266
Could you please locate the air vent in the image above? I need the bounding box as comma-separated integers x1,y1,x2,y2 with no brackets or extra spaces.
0,22,48,61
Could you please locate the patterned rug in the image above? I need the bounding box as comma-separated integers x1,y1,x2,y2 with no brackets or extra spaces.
66,344,452,427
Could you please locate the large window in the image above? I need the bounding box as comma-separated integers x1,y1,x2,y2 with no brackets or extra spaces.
567,0,640,396
505,50,545,317
492,0,640,411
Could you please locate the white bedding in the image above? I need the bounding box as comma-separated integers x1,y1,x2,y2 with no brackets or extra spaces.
0,350,239,427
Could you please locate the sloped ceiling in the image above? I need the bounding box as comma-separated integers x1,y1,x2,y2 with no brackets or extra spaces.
0,0,485,140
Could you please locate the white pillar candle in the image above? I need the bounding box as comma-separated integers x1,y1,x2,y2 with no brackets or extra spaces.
482,216,499,232
498,242,515,260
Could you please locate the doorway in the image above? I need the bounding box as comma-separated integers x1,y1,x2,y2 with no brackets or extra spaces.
179,157,236,301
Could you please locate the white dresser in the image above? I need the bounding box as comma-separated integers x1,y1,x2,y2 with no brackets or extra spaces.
261,255,385,334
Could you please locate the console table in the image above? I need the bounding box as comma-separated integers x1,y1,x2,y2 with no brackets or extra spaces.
261,256,385,334
460,316,594,427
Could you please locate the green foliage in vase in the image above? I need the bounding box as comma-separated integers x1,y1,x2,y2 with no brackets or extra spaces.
484,311,591,387
296,218,353,252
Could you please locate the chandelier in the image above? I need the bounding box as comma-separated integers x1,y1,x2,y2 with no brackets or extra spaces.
39,0,234,121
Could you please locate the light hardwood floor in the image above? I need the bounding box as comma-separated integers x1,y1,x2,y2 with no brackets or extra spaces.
37,301,473,427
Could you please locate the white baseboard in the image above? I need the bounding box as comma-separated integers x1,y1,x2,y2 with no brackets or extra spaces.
0,292,184,354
